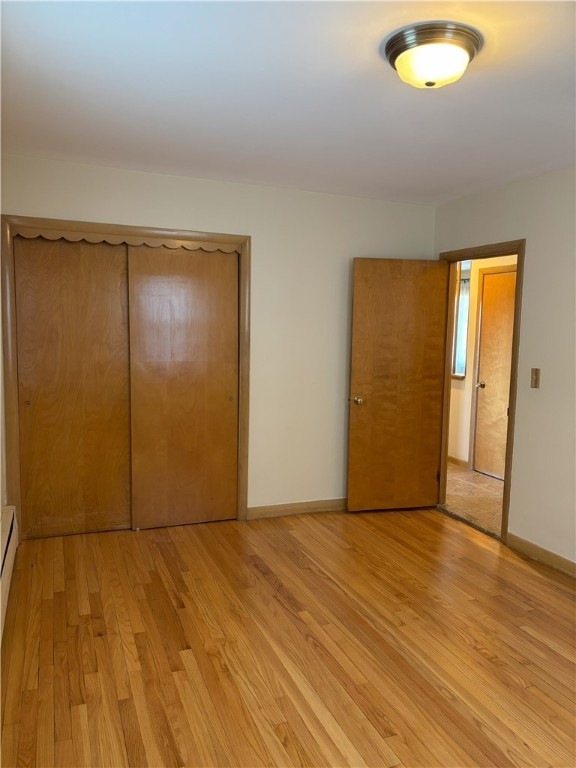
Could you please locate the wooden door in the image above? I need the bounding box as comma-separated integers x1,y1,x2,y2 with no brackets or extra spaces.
15,237,131,538
129,245,239,529
473,269,516,479
347,259,449,511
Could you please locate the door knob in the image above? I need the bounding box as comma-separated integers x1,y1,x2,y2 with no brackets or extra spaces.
353,395,364,405
475,381,486,389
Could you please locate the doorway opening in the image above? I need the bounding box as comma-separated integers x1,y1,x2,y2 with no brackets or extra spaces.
439,241,525,542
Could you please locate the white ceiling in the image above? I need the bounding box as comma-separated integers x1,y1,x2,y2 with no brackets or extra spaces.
2,1,575,204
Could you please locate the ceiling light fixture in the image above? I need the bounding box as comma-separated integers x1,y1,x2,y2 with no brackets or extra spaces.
384,21,483,89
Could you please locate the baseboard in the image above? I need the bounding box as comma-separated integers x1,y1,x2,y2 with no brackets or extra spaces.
1,505,19,639
247,498,347,520
506,533,576,577
447,455,469,467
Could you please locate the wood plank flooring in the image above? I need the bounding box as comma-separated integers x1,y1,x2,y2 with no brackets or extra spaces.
1,510,575,767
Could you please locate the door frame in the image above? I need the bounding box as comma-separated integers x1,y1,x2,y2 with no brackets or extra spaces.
438,239,525,542
1,215,251,533
470,264,517,476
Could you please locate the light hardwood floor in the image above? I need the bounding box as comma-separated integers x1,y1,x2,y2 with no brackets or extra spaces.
1,510,575,767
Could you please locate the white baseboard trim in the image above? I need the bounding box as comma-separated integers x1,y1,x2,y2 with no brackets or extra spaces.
1,505,18,640
247,498,347,520
447,455,469,467
506,533,575,577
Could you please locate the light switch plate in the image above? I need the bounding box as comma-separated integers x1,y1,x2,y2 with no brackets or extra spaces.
531,368,541,388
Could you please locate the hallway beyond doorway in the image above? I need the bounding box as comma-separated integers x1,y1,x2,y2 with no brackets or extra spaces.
442,459,503,537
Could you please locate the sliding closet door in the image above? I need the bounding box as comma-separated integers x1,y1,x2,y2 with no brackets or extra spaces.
128,245,239,529
15,237,131,538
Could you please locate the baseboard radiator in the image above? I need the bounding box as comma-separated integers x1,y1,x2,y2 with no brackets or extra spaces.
1,505,18,641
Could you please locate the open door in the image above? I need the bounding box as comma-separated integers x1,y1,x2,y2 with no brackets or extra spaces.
473,267,516,479
347,258,449,511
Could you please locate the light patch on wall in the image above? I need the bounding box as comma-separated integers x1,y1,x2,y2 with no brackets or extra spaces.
139,277,202,364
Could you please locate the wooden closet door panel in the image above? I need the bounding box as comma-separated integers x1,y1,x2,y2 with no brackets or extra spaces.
15,237,131,538
128,245,238,529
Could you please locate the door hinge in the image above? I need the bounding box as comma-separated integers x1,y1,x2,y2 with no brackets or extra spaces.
436,469,440,483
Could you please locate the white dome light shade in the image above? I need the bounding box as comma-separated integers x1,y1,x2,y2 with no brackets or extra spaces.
384,22,483,89
395,43,470,88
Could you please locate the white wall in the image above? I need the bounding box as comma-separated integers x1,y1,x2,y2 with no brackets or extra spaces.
449,254,518,462
437,166,576,562
1,155,435,508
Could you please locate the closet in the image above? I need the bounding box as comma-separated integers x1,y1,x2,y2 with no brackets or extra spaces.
2,217,250,539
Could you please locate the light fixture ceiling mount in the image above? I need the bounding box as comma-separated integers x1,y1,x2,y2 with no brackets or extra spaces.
384,21,483,89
